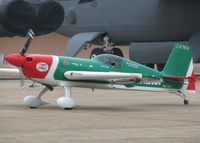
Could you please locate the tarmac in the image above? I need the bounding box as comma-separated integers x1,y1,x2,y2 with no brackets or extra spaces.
0,80,200,143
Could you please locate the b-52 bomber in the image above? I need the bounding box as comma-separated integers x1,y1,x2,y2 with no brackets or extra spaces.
0,0,200,70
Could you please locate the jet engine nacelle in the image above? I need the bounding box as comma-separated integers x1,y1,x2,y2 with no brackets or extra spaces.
129,33,200,66
0,0,64,36
129,42,187,65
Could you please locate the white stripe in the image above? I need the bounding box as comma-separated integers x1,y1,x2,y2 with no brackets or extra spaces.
182,59,194,91
45,56,59,81
186,59,193,77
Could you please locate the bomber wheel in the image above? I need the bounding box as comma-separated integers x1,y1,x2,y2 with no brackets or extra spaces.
184,100,189,105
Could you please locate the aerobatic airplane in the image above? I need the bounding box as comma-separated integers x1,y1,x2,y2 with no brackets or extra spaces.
1,30,199,109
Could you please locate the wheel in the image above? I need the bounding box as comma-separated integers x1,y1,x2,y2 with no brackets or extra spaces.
112,48,124,57
184,100,189,105
64,107,73,110
57,97,75,109
90,48,104,58
23,96,46,108
30,107,37,109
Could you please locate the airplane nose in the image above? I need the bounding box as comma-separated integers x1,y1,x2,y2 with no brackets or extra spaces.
5,54,25,67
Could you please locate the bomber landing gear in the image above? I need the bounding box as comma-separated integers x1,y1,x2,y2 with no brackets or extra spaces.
90,36,124,58
23,86,50,108
57,86,75,110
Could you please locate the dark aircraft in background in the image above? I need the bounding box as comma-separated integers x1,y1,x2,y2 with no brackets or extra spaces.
0,0,200,70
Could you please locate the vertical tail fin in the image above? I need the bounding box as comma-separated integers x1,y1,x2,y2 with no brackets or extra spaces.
162,44,195,93
162,44,192,77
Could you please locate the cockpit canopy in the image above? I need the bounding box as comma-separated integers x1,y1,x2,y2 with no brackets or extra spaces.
93,54,123,68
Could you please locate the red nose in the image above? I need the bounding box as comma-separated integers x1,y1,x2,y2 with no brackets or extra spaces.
5,54,25,67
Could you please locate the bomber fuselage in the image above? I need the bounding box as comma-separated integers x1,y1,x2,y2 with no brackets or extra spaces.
58,0,200,44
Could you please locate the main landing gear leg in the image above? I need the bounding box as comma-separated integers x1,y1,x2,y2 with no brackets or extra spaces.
175,91,189,105
23,86,50,108
57,86,75,110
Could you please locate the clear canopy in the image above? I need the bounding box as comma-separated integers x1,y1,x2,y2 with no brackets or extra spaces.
93,54,123,68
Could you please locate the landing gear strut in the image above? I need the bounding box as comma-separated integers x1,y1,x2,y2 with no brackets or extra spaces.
90,36,124,58
57,86,75,110
173,90,189,105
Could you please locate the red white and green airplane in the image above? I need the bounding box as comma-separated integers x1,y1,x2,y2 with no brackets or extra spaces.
1,30,199,109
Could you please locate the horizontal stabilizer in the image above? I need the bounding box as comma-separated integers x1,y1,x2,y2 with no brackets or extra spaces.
163,76,200,81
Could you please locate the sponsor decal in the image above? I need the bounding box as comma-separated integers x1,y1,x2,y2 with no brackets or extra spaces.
69,72,82,77
72,63,79,66
89,65,93,68
63,60,69,65
127,62,139,68
176,44,189,50
36,62,49,72
100,65,109,69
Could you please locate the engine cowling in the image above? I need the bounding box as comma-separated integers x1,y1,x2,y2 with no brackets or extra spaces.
0,0,65,36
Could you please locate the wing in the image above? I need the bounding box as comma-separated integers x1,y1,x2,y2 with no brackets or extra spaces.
64,71,142,83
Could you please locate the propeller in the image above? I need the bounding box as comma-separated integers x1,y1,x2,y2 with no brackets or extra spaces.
20,29,35,56
19,29,35,89
1,29,40,89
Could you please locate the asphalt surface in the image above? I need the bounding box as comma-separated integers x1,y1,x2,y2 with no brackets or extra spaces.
0,81,200,143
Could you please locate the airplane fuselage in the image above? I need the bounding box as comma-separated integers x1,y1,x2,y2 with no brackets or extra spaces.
5,53,185,92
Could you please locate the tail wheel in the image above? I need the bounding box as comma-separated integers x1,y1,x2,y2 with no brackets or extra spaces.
184,99,189,105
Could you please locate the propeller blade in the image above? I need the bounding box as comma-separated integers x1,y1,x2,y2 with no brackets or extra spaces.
0,53,5,64
18,67,26,89
20,29,35,56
